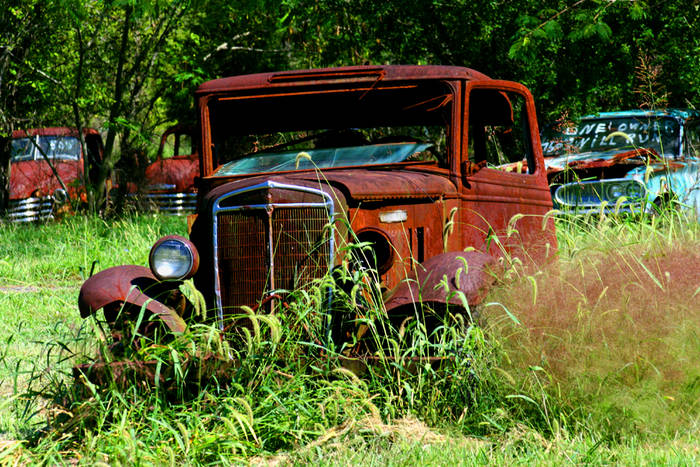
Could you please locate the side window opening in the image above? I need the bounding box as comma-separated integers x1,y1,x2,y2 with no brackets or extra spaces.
685,120,700,158
10,137,34,161
162,131,193,159
467,89,535,174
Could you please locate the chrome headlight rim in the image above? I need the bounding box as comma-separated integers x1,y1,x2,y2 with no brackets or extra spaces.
556,179,647,207
624,180,646,199
149,235,199,281
53,188,69,204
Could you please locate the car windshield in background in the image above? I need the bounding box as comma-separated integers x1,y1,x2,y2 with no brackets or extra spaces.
541,117,681,157
11,136,81,162
10,138,33,161
213,126,445,176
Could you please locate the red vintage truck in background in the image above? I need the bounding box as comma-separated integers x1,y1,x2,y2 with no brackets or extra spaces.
140,125,199,215
8,127,104,222
119,125,199,215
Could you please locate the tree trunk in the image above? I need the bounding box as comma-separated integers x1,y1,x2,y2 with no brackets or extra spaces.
0,135,10,216
94,4,132,212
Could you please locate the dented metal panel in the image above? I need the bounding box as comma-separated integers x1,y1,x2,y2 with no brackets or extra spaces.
78,265,186,333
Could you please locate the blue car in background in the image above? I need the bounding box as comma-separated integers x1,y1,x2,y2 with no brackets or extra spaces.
536,109,700,218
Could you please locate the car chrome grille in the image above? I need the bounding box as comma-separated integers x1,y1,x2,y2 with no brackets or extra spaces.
217,210,269,311
7,196,55,223
270,207,332,291
141,192,197,215
213,182,334,321
554,179,646,208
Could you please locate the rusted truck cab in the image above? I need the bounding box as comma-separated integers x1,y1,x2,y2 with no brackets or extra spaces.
141,125,199,214
79,65,556,343
8,127,103,222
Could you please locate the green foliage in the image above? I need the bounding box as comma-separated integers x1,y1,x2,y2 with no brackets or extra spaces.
3,0,699,211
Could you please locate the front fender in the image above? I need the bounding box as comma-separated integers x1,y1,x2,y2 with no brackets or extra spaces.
78,265,187,333
383,251,498,313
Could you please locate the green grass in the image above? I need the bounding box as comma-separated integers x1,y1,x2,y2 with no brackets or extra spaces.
0,210,698,464
0,214,188,449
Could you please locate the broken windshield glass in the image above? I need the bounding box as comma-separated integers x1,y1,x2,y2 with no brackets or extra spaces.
214,142,434,176
10,136,81,162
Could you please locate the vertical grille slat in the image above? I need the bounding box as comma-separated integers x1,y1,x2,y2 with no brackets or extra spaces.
213,183,335,319
272,207,331,292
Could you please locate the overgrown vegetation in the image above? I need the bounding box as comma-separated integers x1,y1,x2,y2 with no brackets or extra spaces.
0,210,697,463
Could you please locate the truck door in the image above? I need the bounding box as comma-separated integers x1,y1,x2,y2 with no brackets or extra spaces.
460,81,556,263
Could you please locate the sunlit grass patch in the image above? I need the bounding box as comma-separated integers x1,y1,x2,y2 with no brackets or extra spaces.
0,214,187,286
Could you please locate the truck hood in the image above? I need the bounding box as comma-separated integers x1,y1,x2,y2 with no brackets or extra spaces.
544,147,699,179
203,167,457,205
545,147,658,172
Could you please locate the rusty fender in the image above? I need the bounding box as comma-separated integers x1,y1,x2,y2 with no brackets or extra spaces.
78,265,187,333
383,251,498,313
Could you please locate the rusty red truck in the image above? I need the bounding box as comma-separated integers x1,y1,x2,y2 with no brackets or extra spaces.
78,65,557,354
8,127,104,222
140,124,199,214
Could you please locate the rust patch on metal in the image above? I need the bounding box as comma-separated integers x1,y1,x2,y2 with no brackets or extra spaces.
79,265,186,333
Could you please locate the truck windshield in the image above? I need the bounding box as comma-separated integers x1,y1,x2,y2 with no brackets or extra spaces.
11,136,81,162
541,116,681,157
214,131,436,176
207,80,452,175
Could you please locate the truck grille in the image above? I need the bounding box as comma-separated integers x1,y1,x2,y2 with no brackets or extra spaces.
213,182,335,320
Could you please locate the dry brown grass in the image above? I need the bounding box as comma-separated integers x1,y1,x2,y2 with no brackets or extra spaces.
485,221,700,435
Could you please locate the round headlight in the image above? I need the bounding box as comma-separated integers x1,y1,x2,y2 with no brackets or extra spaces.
606,182,626,200
149,235,199,281
53,188,68,204
625,182,645,199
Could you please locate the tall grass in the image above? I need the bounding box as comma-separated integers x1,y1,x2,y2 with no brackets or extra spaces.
0,209,698,464
483,209,700,439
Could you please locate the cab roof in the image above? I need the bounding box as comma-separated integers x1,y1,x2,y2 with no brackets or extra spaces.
11,127,100,138
196,65,490,95
582,109,700,121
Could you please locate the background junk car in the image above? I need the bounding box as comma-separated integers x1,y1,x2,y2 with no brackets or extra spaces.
78,65,557,354
7,127,104,222
141,125,199,215
118,125,199,215
523,109,700,218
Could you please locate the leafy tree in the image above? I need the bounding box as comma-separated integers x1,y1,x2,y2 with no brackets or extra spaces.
3,0,700,218
58,0,194,211
0,1,67,213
